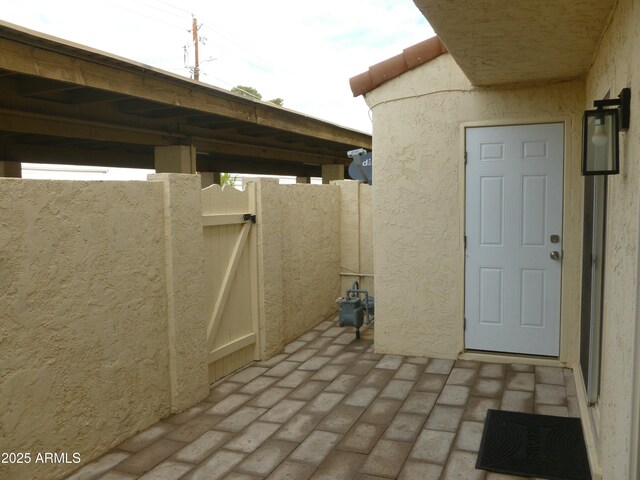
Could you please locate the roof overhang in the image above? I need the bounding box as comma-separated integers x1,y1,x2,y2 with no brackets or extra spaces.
0,21,371,177
413,0,616,86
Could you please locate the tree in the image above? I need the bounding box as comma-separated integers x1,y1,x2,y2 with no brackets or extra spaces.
231,85,283,106
220,172,237,188
231,85,262,100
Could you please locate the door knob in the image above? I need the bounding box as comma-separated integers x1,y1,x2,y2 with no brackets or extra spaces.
550,251,560,260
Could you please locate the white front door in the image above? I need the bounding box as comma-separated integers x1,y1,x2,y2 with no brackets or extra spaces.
465,123,564,356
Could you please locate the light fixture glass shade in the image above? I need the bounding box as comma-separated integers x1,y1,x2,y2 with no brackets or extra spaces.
592,121,608,146
582,109,619,175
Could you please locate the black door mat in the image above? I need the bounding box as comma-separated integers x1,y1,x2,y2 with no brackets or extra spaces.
476,409,592,480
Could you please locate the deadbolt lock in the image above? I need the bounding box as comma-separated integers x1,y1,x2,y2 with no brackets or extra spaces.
550,234,560,244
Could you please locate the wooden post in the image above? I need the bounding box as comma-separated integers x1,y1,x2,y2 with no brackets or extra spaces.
0,161,22,178
321,164,344,184
200,172,221,188
192,17,200,81
155,145,196,174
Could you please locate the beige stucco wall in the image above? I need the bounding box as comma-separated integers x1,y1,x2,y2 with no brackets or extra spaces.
256,180,341,357
150,174,209,411
582,0,640,477
0,176,208,480
364,53,585,362
337,180,374,295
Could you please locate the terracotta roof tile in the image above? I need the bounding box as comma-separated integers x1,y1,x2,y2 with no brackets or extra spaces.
349,36,447,97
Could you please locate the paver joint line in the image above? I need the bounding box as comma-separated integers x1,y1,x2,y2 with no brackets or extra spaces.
67,319,580,480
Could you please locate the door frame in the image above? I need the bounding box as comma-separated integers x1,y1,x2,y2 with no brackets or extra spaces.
458,117,574,363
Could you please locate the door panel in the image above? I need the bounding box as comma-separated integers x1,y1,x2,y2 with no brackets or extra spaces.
465,123,564,356
479,268,503,325
480,177,504,245
520,269,545,327
522,176,546,246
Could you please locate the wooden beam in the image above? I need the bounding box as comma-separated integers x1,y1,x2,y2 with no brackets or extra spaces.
2,143,326,175
19,78,81,97
2,143,152,168
65,89,128,105
0,108,180,146
118,99,198,118
0,30,371,149
182,123,346,158
196,157,321,177
0,108,345,166
192,136,340,165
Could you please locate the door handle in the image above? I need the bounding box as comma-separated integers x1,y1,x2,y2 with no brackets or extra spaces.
550,251,560,260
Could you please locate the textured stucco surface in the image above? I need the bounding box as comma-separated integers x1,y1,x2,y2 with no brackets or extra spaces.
584,0,640,477
149,174,209,411
0,176,209,480
414,0,614,86
338,181,374,295
365,54,584,360
256,180,341,357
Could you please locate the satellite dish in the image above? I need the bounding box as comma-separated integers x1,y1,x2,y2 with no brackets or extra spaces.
347,150,372,185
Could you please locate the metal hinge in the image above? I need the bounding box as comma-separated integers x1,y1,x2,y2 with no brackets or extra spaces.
464,235,467,249
464,317,466,331
243,213,257,223
464,151,468,165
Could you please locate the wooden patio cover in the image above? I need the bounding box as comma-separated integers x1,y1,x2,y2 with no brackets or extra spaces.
0,21,371,177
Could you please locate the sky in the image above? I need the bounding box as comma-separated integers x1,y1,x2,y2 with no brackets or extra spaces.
1,0,434,134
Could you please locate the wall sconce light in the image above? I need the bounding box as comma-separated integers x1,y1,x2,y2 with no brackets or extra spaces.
582,88,631,175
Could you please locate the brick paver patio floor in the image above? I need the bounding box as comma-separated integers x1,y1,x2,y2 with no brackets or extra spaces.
66,319,580,480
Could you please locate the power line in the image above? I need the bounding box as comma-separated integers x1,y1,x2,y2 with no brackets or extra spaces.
96,0,188,32
200,23,279,69
154,0,193,15
100,0,299,82
128,0,188,20
199,23,297,79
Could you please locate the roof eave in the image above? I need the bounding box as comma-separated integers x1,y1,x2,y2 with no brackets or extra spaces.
349,36,447,97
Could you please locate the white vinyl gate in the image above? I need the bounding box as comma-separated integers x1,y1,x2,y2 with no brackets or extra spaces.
202,183,260,382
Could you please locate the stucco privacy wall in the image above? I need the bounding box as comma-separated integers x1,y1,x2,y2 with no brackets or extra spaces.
256,179,342,357
338,180,374,295
364,54,585,360
150,174,209,411
583,0,640,477
0,175,208,480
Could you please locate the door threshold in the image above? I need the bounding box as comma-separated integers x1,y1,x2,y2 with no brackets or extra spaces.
460,349,566,367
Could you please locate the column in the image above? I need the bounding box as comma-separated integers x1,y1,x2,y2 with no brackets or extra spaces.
148,172,209,412
0,161,22,178
321,164,345,184
154,145,196,174
200,172,221,188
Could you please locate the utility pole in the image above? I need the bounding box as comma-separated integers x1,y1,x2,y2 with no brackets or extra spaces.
192,16,200,81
